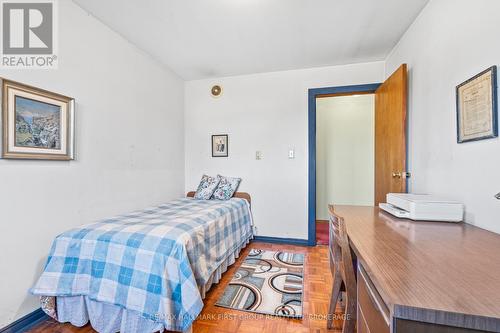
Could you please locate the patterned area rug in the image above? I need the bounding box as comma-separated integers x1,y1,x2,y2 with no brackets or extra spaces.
215,249,304,318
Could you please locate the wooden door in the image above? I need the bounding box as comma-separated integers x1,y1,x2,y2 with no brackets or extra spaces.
374,64,408,205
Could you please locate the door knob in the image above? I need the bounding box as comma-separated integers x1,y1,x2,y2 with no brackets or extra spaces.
392,171,411,179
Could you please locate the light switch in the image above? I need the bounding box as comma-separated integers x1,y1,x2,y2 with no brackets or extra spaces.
256,151,263,160
288,149,295,159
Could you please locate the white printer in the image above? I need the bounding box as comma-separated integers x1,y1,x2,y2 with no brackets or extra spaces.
379,193,464,222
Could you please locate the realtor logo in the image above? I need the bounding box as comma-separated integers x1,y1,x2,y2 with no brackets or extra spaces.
1,0,57,68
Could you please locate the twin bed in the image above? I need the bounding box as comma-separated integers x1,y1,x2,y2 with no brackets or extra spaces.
31,193,253,333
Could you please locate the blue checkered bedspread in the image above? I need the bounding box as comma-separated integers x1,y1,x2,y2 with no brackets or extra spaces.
30,197,253,332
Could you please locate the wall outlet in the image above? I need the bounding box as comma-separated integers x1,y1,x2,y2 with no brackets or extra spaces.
256,151,263,160
288,149,295,159
253,225,258,235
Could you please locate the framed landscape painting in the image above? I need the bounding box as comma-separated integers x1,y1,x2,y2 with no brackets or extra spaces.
2,79,75,160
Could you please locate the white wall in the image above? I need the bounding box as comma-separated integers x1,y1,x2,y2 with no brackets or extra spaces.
385,0,500,233
316,95,375,220
185,62,384,240
0,1,185,327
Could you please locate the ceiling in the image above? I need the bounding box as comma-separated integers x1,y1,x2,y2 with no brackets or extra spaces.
73,0,429,80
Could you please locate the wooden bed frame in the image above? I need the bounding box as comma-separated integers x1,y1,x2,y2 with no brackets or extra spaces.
186,191,251,206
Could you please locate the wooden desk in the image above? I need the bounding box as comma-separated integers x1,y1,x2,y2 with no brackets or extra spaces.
332,205,500,333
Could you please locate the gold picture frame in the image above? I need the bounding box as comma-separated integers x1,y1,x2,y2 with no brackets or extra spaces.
1,79,75,160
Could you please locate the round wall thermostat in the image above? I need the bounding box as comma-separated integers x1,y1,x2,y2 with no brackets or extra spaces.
211,85,223,97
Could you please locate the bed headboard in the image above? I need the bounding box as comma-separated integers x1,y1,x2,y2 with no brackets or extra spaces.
186,191,251,206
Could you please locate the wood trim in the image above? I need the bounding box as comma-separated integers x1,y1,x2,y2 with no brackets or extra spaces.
0,308,47,333
186,191,251,206
252,236,309,246
307,83,382,247
316,90,374,99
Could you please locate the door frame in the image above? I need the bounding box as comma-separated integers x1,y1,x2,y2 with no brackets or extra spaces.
307,83,381,246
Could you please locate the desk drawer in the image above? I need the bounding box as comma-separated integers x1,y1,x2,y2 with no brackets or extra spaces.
357,264,391,333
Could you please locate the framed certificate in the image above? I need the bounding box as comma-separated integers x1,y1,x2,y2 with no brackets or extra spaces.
456,66,498,143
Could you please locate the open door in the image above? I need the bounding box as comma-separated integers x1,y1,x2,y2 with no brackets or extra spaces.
374,64,408,205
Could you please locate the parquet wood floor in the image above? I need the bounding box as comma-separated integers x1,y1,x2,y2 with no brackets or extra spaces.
27,242,343,333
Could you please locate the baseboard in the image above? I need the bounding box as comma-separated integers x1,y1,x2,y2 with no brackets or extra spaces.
0,308,47,333
253,235,310,246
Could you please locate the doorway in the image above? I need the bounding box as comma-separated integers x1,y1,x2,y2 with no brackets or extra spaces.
307,63,408,246
308,84,380,246
315,93,375,244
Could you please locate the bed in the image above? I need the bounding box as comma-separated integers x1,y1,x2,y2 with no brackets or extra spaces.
30,193,253,333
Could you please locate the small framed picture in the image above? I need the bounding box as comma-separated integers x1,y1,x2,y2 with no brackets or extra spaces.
456,66,498,143
2,79,75,160
212,134,228,157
